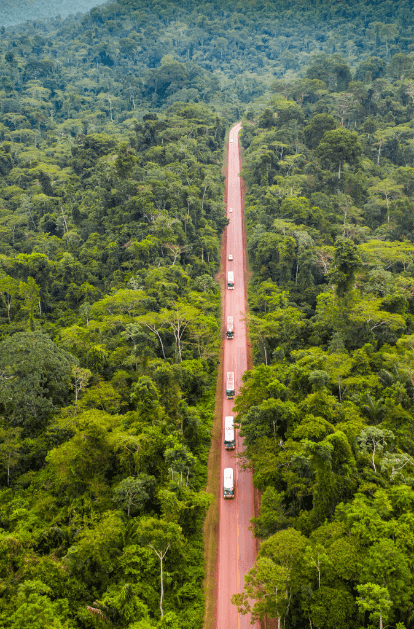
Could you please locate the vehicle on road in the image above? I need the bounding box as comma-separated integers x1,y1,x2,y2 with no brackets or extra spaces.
229,138,234,143
226,315,234,339
224,416,235,450
223,467,235,498
227,271,234,289
229,207,233,213
226,372,235,399
228,254,233,261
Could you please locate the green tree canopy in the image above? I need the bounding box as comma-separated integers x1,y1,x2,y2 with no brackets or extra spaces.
0,332,76,434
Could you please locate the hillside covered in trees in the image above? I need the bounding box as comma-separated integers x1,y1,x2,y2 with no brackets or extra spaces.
2,0,414,628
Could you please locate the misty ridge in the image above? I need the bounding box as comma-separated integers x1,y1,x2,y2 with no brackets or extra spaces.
0,0,107,27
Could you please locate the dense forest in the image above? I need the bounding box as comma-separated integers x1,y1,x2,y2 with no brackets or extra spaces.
0,3,229,627
232,26,414,629
2,0,414,628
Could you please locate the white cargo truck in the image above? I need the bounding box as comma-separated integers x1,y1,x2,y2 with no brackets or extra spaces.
227,271,234,289
224,416,235,450
226,372,235,399
226,316,234,339
223,467,235,498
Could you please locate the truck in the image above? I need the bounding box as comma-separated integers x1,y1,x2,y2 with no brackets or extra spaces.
226,372,235,399
223,467,235,498
224,416,235,450
226,316,234,339
227,271,234,290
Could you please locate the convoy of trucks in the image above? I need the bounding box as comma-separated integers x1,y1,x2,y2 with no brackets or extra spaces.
224,138,236,500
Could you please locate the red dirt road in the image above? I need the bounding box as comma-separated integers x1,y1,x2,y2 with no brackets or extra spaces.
216,123,259,628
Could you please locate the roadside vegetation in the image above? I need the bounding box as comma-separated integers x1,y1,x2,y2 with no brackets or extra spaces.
0,17,227,625
233,37,414,629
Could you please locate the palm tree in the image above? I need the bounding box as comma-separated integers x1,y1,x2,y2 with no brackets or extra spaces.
361,394,386,425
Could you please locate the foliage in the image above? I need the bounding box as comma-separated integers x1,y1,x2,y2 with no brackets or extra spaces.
235,15,414,628
0,7,224,628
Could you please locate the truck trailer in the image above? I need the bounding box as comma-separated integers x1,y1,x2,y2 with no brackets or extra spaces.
226,372,235,399
224,416,235,450
223,467,235,498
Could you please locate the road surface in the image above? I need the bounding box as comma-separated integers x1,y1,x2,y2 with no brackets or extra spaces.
216,123,259,628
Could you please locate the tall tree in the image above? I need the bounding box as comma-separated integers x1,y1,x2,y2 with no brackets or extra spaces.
316,128,362,179
137,518,184,619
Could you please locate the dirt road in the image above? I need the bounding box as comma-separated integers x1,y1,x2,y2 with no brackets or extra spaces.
216,123,259,628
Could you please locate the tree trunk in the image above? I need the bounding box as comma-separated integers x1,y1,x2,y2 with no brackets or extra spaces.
159,550,168,618
263,341,268,366
145,324,166,359
177,333,182,362
155,330,166,360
